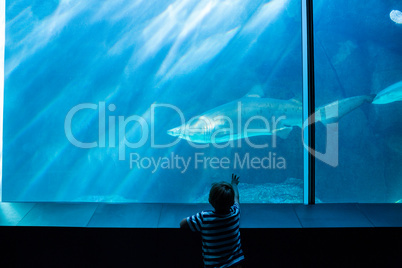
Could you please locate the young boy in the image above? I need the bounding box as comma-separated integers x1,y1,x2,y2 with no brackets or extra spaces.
180,174,244,268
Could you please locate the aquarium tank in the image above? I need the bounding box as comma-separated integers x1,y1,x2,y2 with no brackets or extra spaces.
1,0,401,203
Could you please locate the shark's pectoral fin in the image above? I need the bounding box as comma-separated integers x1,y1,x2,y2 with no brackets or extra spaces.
273,127,293,139
289,98,302,105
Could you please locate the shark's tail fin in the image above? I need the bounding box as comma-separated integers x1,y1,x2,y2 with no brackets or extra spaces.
315,95,372,125
273,127,293,139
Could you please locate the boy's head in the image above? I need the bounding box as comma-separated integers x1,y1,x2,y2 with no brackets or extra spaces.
208,182,234,213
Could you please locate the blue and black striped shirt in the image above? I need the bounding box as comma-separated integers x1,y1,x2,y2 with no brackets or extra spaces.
187,203,244,268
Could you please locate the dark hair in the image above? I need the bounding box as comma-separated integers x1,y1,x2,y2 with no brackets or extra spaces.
208,182,234,213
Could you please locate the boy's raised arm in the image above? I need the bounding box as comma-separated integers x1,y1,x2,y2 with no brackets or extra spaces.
231,174,240,204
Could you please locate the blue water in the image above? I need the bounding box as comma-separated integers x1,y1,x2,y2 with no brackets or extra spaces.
3,0,402,203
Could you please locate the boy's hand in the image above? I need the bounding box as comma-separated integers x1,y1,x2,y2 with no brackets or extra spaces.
231,174,240,203
231,174,240,185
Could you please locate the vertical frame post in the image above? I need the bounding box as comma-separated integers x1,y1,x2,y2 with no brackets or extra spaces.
0,0,5,202
302,0,315,204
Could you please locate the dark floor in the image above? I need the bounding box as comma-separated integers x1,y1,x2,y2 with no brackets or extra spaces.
1,226,401,267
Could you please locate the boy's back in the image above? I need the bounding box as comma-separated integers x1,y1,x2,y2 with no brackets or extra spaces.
181,174,244,268
187,202,244,268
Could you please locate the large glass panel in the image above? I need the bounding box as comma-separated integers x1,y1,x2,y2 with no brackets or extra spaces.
314,0,402,202
3,0,302,203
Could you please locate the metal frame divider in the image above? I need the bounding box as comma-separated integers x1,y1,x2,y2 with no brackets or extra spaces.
302,0,315,205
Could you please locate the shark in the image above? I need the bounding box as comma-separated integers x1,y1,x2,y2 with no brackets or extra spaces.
372,81,402,104
167,86,374,144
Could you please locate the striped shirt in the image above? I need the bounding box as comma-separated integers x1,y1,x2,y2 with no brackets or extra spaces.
187,203,244,268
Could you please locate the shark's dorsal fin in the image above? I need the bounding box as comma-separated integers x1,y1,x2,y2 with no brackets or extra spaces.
244,85,264,98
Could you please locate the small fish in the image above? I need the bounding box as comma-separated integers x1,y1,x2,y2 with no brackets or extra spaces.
373,81,402,104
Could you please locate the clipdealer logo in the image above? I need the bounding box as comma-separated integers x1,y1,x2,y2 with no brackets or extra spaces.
64,101,339,172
